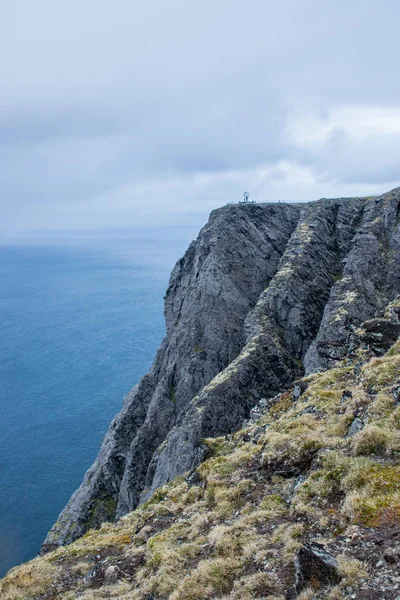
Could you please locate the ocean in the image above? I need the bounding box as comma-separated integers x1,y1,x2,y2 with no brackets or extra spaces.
0,229,195,577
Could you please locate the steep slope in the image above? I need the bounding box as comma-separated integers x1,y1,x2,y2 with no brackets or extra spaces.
44,188,400,551
43,203,300,549
2,297,400,599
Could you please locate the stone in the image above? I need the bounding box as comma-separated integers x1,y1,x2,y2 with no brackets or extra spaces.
359,318,400,353
294,543,341,592
393,385,400,405
341,389,353,403
292,384,302,402
301,406,317,415
285,587,297,599
384,545,400,564
104,565,120,584
347,417,364,437
249,406,261,420
250,426,264,443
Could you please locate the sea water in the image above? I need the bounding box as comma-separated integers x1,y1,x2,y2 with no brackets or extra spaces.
0,229,195,577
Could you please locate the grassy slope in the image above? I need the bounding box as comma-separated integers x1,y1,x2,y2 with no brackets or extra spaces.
1,302,400,600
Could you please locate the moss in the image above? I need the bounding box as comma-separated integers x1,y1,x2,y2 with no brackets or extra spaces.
342,461,400,526
337,555,368,585
228,571,275,599
86,495,117,529
350,494,400,527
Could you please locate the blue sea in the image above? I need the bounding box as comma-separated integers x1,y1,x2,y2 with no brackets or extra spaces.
0,229,195,577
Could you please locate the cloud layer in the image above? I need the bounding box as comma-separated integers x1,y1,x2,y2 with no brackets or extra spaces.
1,0,400,236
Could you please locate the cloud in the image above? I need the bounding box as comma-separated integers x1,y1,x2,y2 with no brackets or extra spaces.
288,106,400,185
1,1,400,236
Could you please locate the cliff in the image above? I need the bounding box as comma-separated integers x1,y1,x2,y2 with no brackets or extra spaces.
2,297,400,599
42,189,400,552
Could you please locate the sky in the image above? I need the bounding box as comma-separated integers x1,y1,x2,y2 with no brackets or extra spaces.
1,0,400,237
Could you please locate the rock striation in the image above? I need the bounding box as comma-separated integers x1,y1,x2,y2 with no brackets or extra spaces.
43,188,400,551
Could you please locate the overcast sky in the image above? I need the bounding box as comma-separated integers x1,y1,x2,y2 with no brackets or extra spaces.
1,0,400,237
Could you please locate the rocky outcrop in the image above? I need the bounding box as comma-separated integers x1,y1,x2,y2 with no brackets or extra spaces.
43,188,400,550
42,202,300,549
292,543,341,596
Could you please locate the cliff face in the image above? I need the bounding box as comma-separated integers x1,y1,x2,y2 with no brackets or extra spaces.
43,188,400,551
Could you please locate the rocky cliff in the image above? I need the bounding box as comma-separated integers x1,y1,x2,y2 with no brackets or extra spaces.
43,188,400,551
3,296,400,599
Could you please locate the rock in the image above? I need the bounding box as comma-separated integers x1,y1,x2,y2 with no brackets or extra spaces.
294,542,341,592
185,469,203,487
104,565,120,584
341,389,353,403
247,395,280,425
42,202,300,548
249,406,261,420
300,406,317,415
292,384,302,402
384,545,400,564
392,385,400,405
250,426,264,443
284,475,306,502
353,363,362,381
43,189,400,550
347,417,364,437
304,192,400,374
285,587,297,599
358,318,400,354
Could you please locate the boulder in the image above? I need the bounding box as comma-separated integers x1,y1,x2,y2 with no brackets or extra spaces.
294,542,341,592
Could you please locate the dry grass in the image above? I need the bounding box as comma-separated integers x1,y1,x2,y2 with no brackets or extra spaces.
223,571,275,599
336,555,368,584
297,588,315,600
169,557,243,600
0,559,60,599
352,425,394,455
362,354,400,390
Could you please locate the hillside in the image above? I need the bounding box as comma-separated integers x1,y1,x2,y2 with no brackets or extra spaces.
1,297,400,599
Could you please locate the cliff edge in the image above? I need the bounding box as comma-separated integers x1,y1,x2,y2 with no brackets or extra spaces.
43,188,400,551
